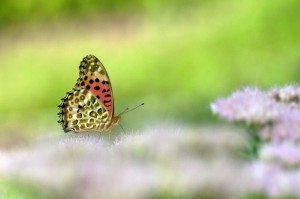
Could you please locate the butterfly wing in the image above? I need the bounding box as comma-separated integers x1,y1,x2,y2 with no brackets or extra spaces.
58,88,110,132
75,55,114,117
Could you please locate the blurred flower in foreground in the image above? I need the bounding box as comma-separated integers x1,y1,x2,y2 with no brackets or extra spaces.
0,125,255,199
250,142,300,197
259,142,300,169
250,163,300,198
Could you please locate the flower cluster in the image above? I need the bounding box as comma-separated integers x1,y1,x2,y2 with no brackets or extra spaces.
211,84,300,198
259,142,300,168
211,87,279,125
211,84,300,142
250,142,300,197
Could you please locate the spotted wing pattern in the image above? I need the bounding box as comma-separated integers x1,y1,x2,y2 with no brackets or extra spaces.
58,88,111,132
75,55,114,116
58,55,120,133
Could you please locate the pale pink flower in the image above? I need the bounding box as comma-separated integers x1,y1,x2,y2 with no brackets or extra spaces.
259,142,300,168
250,162,300,197
211,84,300,142
211,87,279,124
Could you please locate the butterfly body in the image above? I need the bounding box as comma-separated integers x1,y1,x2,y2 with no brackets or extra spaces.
58,55,120,133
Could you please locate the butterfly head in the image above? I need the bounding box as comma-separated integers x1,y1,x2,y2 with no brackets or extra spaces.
104,115,120,132
111,116,121,126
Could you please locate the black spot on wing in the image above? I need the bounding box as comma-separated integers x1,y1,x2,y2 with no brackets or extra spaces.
58,103,66,108
102,89,110,93
103,100,111,106
91,96,96,103
101,80,109,85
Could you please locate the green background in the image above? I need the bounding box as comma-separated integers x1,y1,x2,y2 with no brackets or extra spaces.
0,1,300,198
0,0,300,141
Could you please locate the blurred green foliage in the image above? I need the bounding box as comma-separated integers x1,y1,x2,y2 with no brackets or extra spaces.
1,179,59,199
0,0,202,26
0,0,300,133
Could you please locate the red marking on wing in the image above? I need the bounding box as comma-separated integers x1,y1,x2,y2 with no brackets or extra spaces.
90,83,113,114
75,55,115,117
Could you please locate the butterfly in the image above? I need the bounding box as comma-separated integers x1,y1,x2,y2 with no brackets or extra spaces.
58,55,121,133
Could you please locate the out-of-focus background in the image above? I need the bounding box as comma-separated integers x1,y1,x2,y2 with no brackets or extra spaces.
0,0,300,145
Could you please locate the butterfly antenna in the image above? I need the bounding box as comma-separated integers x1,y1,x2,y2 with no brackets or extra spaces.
118,103,144,116
119,122,126,133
